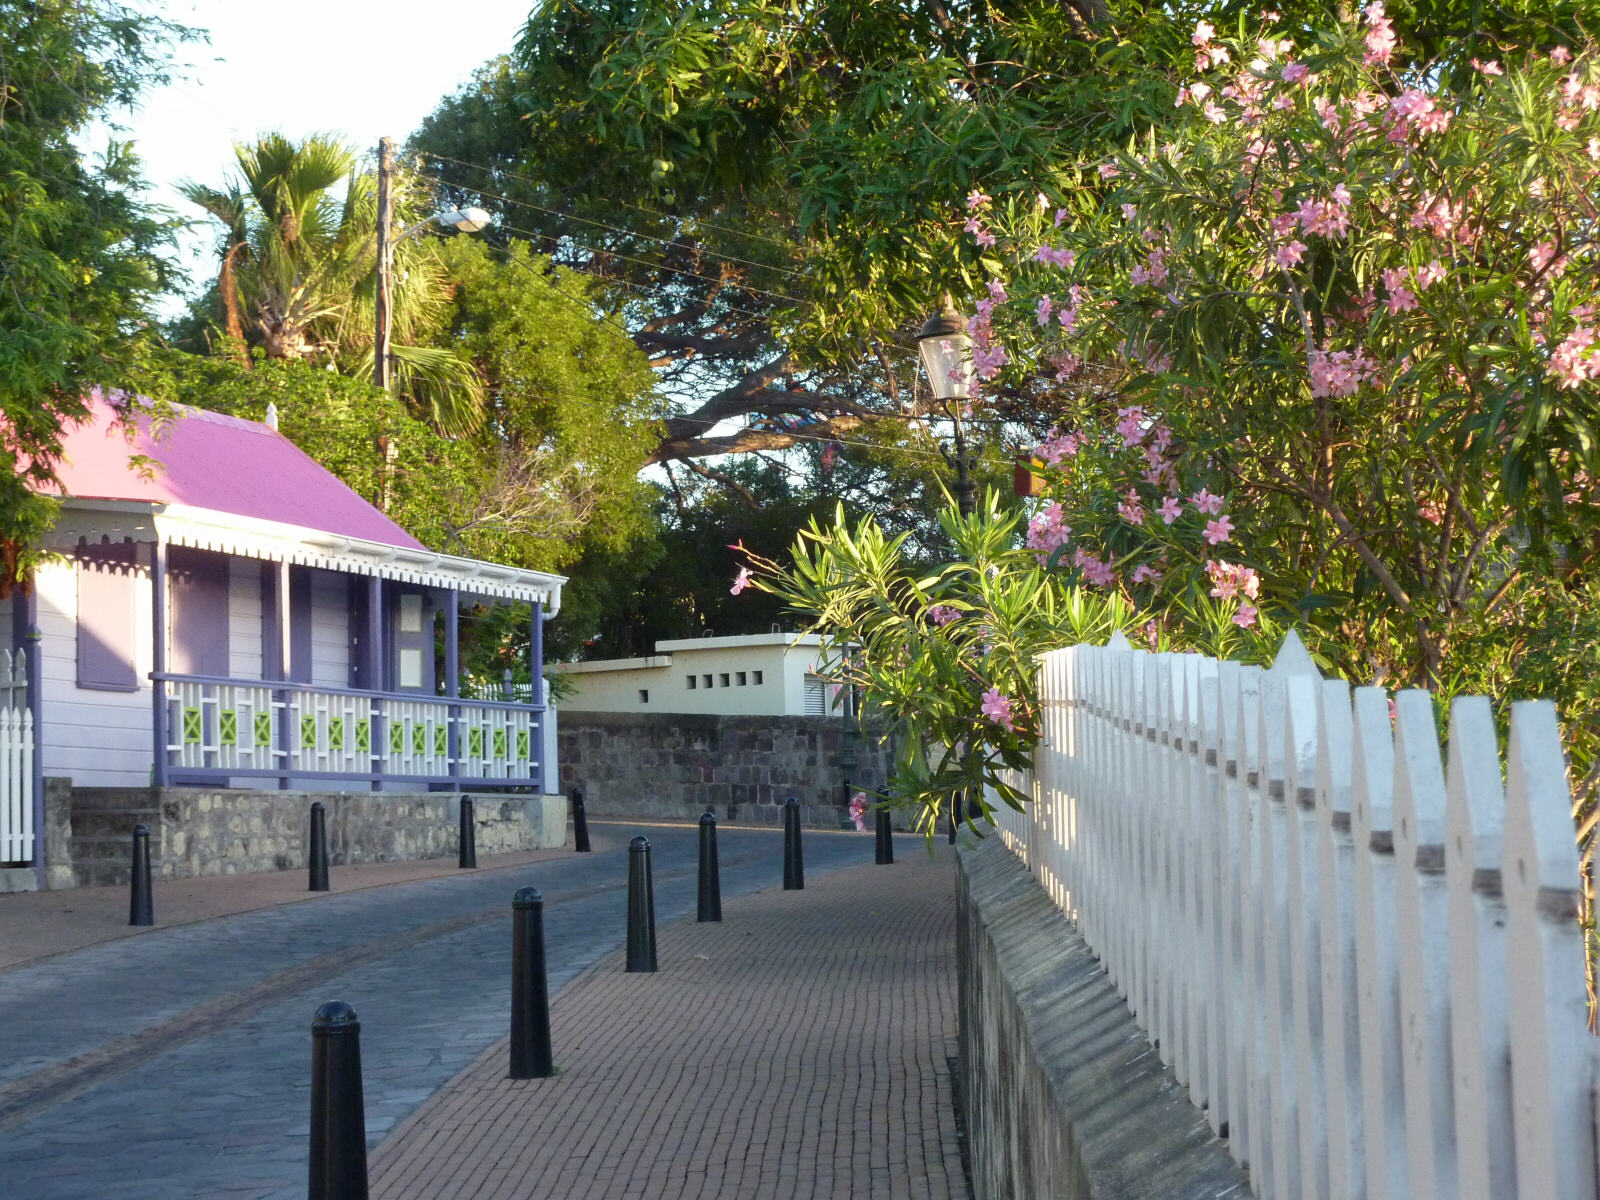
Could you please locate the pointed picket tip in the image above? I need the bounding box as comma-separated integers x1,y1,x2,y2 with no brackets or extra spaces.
1269,628,1321,679
1444,696,1503,871
1391,689,1448,851
1107,629,1133,651
1504,700,1578,887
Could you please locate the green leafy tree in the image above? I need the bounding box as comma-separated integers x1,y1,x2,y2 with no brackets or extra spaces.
0,0,188,588
181,133,483,430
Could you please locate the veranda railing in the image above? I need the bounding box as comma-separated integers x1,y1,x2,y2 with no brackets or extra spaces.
0,647,35,865
989,631,1593,1200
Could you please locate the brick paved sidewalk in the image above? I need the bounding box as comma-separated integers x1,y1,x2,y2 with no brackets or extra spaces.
369,846,966,1200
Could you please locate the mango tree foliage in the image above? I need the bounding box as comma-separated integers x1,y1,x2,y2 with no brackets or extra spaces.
0,0,187,589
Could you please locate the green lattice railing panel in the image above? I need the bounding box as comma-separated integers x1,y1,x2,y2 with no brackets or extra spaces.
183,707,203,744
219,710,238,746
300,715,318,750
328,717,344,752
493,729,507,759
255,712,273,746
355,719,370,753
468,728,484,759
517,729,530,760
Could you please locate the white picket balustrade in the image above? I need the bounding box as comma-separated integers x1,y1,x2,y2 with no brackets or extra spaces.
0,648,35,866
990,632,1596,1199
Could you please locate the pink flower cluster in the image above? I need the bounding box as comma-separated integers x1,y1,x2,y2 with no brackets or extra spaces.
1362,1,1397,66
1192,19,1231,71
928,604,963,626
1549,325,1599,390
969,298,1008,380
980,687,1017,732
1387,88,1451,142
730,567,753,595
1130,246,1170,287
1206,559,1262,601
1294,187,1353,239
1035,245,1076,269
848,791,870,833
1034,427,1082,466
1308,346,1382,397
1074,548,1117,588
1026,501,1072,563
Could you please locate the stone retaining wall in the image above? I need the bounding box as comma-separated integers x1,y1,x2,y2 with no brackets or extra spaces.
63,785,566,888
558,711,904,829
956,834,1249,1199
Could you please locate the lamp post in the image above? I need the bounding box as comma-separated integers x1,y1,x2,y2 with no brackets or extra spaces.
373,135,491,392
916,295,977,517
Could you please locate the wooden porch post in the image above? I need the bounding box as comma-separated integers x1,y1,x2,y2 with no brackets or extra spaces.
531,601,547,794
273,561,291,789
445,588,460,784
368,575,383,793
150,540,169,788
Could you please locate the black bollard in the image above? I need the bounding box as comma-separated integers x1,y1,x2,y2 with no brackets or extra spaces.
308,1001,368,1200
510,887,554,1079
570,785,591,853
875,804,894,865
626,836,657,972
308,801,330,892
459,796,477,869
782,796,805,890
128,823,153,926
697,811,722,922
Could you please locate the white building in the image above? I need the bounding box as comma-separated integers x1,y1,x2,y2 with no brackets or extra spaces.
555,633,845,717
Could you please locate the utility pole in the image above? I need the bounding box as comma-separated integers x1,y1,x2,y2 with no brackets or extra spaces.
373,136,395,392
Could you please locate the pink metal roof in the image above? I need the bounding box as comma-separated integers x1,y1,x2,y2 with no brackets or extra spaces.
45,394,427,550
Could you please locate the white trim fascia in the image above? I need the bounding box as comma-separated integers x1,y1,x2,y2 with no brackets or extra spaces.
44,499,566,615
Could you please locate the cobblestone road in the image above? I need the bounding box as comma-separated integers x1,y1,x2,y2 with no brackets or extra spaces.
0,822,932,1200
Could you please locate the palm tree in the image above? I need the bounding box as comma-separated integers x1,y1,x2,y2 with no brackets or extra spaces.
182,133,483,431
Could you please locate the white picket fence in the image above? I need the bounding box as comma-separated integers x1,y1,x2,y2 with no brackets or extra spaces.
0,647,35,866
989,631,1597,1200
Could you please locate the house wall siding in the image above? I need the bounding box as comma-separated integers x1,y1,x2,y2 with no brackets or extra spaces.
309,570,349,689
228,557,263,679
36,559,153,788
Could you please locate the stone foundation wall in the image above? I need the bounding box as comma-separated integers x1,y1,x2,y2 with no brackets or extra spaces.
63,785,566,888
956,835,1249,1199
558,711,903,829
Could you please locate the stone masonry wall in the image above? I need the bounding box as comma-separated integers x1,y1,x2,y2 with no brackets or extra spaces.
65,786,566,888
956,835,1249,1199
558,711,904,829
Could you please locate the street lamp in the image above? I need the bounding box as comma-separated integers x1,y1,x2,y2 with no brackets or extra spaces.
373,135,492,392
916,294,978,516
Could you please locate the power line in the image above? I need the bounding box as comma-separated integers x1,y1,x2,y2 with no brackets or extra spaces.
494,216,809,314
415,151,810,284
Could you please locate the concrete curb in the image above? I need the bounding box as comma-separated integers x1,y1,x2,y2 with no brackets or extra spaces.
957,835,1250,1199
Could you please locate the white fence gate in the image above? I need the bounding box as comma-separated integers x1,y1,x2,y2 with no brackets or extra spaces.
990,630,1596,1200
0,647,35,866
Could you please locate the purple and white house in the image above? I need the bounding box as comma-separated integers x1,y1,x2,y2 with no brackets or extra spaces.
1,396,564,884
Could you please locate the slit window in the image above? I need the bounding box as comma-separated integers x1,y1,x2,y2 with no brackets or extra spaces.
703,674,713,688
719,673,730,687
736,671,747,686
686,675,697,689
752,671,764,685
638,689,649,704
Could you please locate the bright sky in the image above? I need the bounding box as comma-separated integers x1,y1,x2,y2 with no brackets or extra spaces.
115,0,538,315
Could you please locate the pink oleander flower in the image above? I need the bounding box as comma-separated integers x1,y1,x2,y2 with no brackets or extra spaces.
987,278,1009,302
1274,240,1307,268
928,604,963,626
1034,245,1075,269
1026,501,1073,563
1122,203,1138,221
1549,325,1598,390
1415,259,1447,288
1203,100,1228,124
1073,549,1117,588
980,687,1017,732
1281,61,1309,84
1472,58,1503,76
1308,346,1381,397
1115,405,1147,447
730,567,753,595
1193,19,1216,45
1383,269,1419,313
1551,46,1573,64
1233,604,1259,629
1363,1,1397,65
1417,499,1443,525
1098,163,1120,180
974,229,997,248
1034,428,1082,465
1207,560,1261,601
1054,206,1069,226
1190,487,1225,516
1158,495,1183,525
1034,294,1055,327
848,791,870,833
966,189,992,212
1530,242,1563,275
1117,489,1147,525
1203,515,1235,545
1132,563,1163,585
